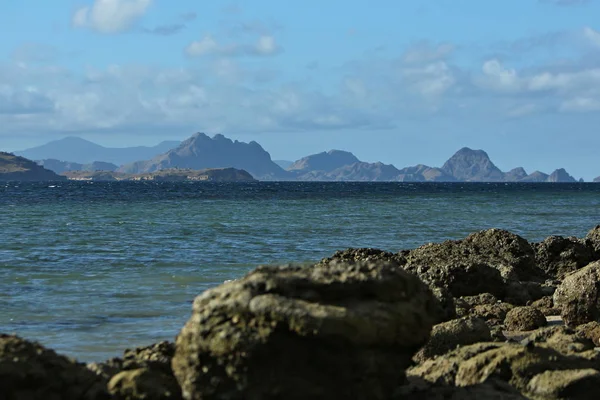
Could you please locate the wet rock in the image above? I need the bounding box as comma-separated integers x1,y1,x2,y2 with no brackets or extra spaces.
534,235,597,280
405,228,542,284
554,261,600,326
414,316,491,362
529,296,560,316
0,334,109,400
526,369,600,400
504,306,547,331
172,261,438,400
88,341,181,400
108,368,182,400
575,322,600,346
409,341,599,398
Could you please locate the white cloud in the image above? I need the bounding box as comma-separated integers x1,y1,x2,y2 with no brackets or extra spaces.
560,97,600,112
72,0,152,34
185,36,219,57
478,59,520,92
402,62,456,97
583,26,600,48
255,36,278,55
186,34,281,57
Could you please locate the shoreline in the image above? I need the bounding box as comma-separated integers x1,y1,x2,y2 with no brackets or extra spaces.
3,225,600,399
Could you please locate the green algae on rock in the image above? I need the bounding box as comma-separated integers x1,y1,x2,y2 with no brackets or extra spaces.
172,260,438,400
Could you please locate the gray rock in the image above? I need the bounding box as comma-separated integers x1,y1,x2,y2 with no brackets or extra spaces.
172,261,438,400
554,261,600,327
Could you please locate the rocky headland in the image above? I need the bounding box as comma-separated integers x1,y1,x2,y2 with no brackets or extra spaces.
0,152,66,181
3,225,600,399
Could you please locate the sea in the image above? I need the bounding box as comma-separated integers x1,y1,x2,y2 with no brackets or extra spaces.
1,181,600,362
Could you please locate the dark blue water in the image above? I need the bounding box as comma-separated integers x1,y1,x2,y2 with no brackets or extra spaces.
1,182,599,361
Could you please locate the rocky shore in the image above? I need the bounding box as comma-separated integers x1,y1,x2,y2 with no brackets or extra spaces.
3,226,600,399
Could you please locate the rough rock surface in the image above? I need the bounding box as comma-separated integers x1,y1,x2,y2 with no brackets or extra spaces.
529,296,560,316
88,341,181,400
534,235,597,279
521,326,595,357
0,334,109,400
587,225,600,256
554,261,600,326
317,248,402,266
575,322,600,347
414,317,491,362
504,306,547,331
408,341,600,399
172,261,438,400
469,302,514,327
395,378,526,399
403,229,541,300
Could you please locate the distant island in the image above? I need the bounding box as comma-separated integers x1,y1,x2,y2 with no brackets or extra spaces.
63,168,256,182
0,152,66,181
6,132,598,182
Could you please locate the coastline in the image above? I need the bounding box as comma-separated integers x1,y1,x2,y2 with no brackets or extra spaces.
3,225,600,399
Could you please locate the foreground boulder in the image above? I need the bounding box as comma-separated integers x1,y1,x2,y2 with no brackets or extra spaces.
554,261,600,327
534,235,597,280
172,261,438,400
0,334,109,400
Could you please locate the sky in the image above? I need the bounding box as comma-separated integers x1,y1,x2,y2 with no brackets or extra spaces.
1,0,600,179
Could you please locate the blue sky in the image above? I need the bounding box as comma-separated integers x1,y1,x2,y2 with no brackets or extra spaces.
2,0,600,179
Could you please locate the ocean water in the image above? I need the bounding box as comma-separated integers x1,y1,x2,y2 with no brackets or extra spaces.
1,181,600,361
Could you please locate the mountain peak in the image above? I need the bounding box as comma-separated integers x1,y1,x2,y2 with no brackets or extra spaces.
441,147,504,182
288,150,360,173
119,132,290,181
547,168,577,183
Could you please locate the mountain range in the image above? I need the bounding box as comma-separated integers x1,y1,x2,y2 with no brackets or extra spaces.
10,133,597,182
15,137,180,165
